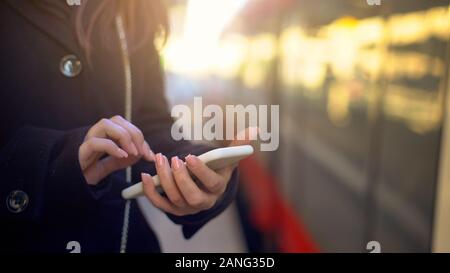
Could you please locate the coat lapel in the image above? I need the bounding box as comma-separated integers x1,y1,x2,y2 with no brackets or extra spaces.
3,0,80,54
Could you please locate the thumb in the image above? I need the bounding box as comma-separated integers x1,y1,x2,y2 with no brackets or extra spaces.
229,127,259,147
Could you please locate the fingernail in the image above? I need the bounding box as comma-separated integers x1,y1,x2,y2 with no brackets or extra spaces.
118,148,128,158
185,154,198,166
141,173,147,183
171,156,181,170
148,147,155,159
141,172,148,183
131,143,139,156
156,153,164,167
143,142,155,160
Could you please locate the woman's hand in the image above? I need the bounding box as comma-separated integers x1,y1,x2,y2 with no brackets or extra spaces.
79,115,155,185
141,127,258,216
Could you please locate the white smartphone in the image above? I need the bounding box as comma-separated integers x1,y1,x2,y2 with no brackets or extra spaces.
121,145,254,199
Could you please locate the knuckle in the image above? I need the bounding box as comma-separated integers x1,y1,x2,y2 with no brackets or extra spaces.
99,118,110,126
209,179,224,193
120,129,131,140
135,127,144,138
204,199,215,210
111,115,124,121
187,194,205,208
80,142,90,153
117,127,132,141
136,130,145,142
85,138,95,149
85,128,95,139
171,195,184,207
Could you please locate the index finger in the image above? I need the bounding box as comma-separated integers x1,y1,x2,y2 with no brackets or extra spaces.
87,118,138,156
110,115,154,161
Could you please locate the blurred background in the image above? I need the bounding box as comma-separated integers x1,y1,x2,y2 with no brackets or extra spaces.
138,0,450,253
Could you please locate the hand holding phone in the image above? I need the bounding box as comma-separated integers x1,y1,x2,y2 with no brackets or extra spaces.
121,145,254,199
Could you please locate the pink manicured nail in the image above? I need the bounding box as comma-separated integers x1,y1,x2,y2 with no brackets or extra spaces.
156,153,164,167
148,148,155,159
143,142,155,160
141,173,150,183
185,154,198,166
178,158,184,168
172,156,180,170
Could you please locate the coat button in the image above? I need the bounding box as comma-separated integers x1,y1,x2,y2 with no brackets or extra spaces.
60,55,82,78
6,190,29,213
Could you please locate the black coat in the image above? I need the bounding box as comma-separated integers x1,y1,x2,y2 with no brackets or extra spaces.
0,0,237,253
